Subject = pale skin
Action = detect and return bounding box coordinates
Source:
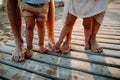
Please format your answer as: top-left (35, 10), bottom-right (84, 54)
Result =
top-left (54, 13), bottom-right (103, 54)
top-left (7, 0), bottom-right (55, 62)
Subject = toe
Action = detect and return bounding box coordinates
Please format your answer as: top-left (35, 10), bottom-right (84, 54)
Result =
top-left (12, 55), bottom-right (25, 62)
top-left (15, 56), bottom-right (19, 62)
top-left (48, 42), bottom-right (55, 49)
top-left (12, 56), bottom-right (18, 62)
top-left (25, 50), bottom-right (33, 59)
top-left (40, 48), bottom-right (48, 54)
top-left (17, 56), bottom-right (25, 62)
top-left (61, 49), bottom-right (70, 54)
top-left (53, 48), bottom-right (61, 53)
top-left (43, 49), bottom-right (48, 53)
top-left (98, 48), bottom-right (103, 53)
top-left (62, 51), bottom-right (69, 54)
top-left (92, 49), bottom-right (99, 53)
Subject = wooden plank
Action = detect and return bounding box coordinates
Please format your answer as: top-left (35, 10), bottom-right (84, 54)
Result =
top-left (31, 31), bottom-right (120, 45)
top-left (0, 63), bottom-right (51, 80)
top-left (0, 37), bottom-right (119, 79)
top-left (5, 40), bottom-right (120, 59)
top-left (0, 1), bottom-right (120, 80)
top-left (4, 40), bottom-right (120, 67)
top-left (0, 45), bottom-right (119, 79)
top-left (1, 40), bottom-right (120, 79)
top-left (53, 31), bottom-right (120, 40)
top-left (49, 30), bottom-right (120, 38)
top-left (54, 25), bottom-right (120, 31)
top-left (26, 36), bottom-right (120, 51)
top-left (3, 41), bottom-right (119, 68)
top-left (0, 52), bottom-right (62, 80)
top-left (0, 43), bottom-right (61, 80)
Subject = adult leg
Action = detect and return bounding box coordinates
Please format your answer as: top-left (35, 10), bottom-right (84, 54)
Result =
top-left (46, 0), bottom-right (55, 48)
top-left (36, 21), bottom-right (48, 53)
top-left (83, 17), bottom-right (93, 50)
top-left (7, 0), bottom-right (25, 62)
top-left (24, 16), bottom-right (35, 58)
top-left (54, 13), bottom-right (77, 51)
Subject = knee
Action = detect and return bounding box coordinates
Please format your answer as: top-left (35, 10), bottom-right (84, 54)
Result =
top-left (83, 17), bottom-right (92, 28)
top-left (65, 22), bottom-right (72, 28)
top-left (26, 23), bottom-right (35, 31)
top-left (64, 19), bottom-right (75, 28)
top-left (64, 13), bottom-right (77, 28)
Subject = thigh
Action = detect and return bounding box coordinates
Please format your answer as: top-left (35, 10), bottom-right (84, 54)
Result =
top-left (94, 11), bottom-right (105, 24)
top-left (83, 16), bottom-right (93, 25)
top-left (64, 13), bottom-right (77, 26)
top-left (36, 3), bottom-right (49, 22)
top-left (24, 16), bottom-right (35, 28)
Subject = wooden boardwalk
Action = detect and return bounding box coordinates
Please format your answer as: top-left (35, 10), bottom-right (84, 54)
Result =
top-left (0, 1), bottom-right (120, 80)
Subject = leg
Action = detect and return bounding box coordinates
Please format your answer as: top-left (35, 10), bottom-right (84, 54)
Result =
top-left (7, 0), bottom-right (25, 62)
top-left (90, 17), bottom-right (103, 53)
top-left (54, 13), bottom-right (77, 52)
top-left (46, 0), bottom-right (55, 48)
top-left (61, 31), bottom-right (72, 54)
top-left (24, 16), bottom-right (35, 58)
top-left (83, 17), bottom-right (93, 50)
top-left (36, 21), bottom-right (48, 53)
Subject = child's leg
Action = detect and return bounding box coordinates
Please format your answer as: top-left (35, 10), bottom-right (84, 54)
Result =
top-left (54, 13), bottom-right (77, 51)
top-left (46, 0), bottom-right (55, 48)
top-left (90, 17), bottom-right (103, 53)
top-left (24, 16), bottom-right (35, 58)
top-left (83, 17), bottom-right (93, 50)
top-left (36, 20), bottom-right (48, 53)
top-left (61, 31), bottom-right (72, 54)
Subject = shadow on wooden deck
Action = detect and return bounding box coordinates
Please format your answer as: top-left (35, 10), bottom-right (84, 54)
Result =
top-left (0, 1), bottom-right (120, 80)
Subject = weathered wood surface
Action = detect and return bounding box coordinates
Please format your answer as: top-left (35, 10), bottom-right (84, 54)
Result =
top-left (0, 0), bottom-right (120, 80)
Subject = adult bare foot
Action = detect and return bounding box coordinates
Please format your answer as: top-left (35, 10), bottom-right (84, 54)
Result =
top-left (24, 49), bottom-right (33, 59)
top-left (85, 40), bottom-right (91, 50)
top-left (61, 40), bottom-right (71, 54)
top-left (39, 46), bottom-right (48, 54)
top-left (12, 46), bottom-right (25, 62)
top-left (90, 40), bottom-right (103, 53)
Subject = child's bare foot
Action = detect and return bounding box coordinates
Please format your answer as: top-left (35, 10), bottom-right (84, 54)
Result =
top-left (90, 40), bottom-right (103, 53)
top-left (12, 46), bottom-right (25, 62)
top-left (85, 41), bottom-right (91, 50)
top-left (39, 46), bottom-right (48, 53)
top-left (53, 42), bottom-right (61, 52)
top-left (61, 40), bottom-right (71, 54)
top-left (24, 49), bottom-right (33, 59)
top-left (48, 40), bottom-right (55, 49)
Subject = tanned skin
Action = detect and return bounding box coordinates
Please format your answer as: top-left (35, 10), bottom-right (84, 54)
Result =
top-left (7, 0), bottom-right (55, 62)
top-left (54, 13), bottom-right (103, 54)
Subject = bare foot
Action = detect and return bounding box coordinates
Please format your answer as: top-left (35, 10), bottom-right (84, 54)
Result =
top-left (85, 41), bottom-right (91, 50)
top-left (53, 42), bottom-right (61, 52)
top-left (61, 40), bottom-right (71, 54)
top-left (39, 46), bottom-right (48, 53)
top-left (48, 40), bottom-right (55, 49)
top-left (24, 49), bottom-right (33, 59)
top-left (90, 40), bottom-right (103, 53)
top-left (12, 46), bottom-right (25, 62)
